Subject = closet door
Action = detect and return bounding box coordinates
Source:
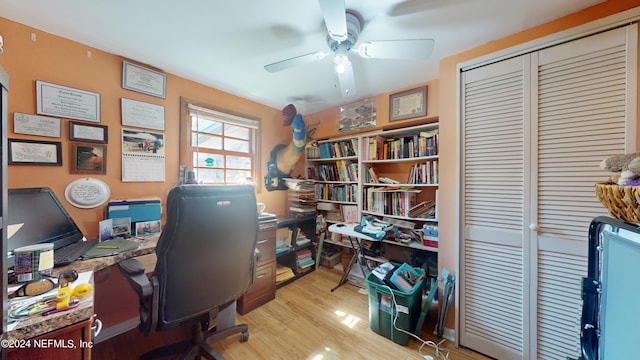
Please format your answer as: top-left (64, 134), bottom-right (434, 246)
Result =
top-left (461, 24), bottom-right (636, 360)
top-left (532, 25), bottom-right (635, 360)
top-left (460, 55), bottom-right (530, 360)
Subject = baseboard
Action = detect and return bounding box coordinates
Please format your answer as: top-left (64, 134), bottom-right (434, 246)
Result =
top-left (94, 318), bottom-right (139, 344)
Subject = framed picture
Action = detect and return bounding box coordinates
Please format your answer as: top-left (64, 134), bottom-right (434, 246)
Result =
top-left (69, 121), bottom-right (108, 143)
top-left (70, 142), bottom-right (107, 174)
top-left (13, 112), bottom-right (61, 138)
top-left (36, 80), bottom-right (101, 122)
top-left (338, 97), bottom-right (377, 132)
top-left (122, 61), bottom-right (166, 99)
top-left (121, 98), bottom-right (165, 130)
top-left (389, 86), bottom-right (427, 121)
top-left (8, 138), bottom-right (62, 165)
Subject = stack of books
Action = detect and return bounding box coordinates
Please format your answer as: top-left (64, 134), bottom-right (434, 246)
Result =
top-left (276, 264), bottom-right (295, 284)
top-left (296, 249), bottom-right (315, 273)
top-left (408, 200), bottom-right (436, 219)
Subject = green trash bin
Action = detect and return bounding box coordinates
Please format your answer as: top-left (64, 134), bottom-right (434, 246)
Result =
top-left (366, 265), bottom-right (425, 345)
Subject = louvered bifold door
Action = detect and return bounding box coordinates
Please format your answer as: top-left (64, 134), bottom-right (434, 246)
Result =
top-left (531, 25), bottom-right (635, 360)
top-left (460, 55), bottom-right (530, 360)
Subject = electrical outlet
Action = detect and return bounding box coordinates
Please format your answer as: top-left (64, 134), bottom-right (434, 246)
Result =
top-left (31, 32), bottom-right (36, 42)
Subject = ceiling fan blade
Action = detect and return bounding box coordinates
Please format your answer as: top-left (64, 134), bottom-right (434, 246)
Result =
top-left (318, 0), bottom-right (347, 42)
top-left (264, 51), bottom-right (329, 73)
top-left (337, 62), bottom-right (357, 98)
top-left (357, 39), bottom-right (435, 59)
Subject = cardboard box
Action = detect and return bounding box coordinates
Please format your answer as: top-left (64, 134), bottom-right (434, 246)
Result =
top-left (321, 251), bottom-right (342, 268)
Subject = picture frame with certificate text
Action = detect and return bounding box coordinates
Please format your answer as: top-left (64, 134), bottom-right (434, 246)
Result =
top-left (122, 61), bottom-right (166, 99)
top-left (36, 81), bottom-right (101, 123)
top-left (8, 138), bottom-right (62, 166)
top-left (389, 86), bottom-right (427, 122)
top-left (70, 142), bottom-right (107, 175)
top-left (69, 121), bottom-right (108, 144)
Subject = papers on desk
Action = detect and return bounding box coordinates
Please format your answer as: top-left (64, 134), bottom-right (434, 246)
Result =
top-left (7, 271), bottom-right (93, 331)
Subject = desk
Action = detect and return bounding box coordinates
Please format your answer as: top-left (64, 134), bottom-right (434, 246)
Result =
top-left (5, 234), bottom-right (159, 359)
top-left (325, 223), bottom-right (378, 292)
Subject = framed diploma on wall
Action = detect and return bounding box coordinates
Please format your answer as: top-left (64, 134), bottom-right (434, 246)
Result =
top-left (389, 86), bottom-right (427, 121)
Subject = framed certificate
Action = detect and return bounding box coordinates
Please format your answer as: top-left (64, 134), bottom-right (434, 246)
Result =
top-left (122, 61), bottom-right (166, 99)
top-left (69, 121), bottom-right (108, 143)
top-left (8, 138), bottom-right (62, 165)
top-left (389, 86), bottom-right (427, 121)
top-left (35, 81), bottom-right (101, 123)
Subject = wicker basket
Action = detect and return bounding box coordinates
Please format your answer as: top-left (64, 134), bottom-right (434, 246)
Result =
top-left (595, 182), bottom-right (640, 222)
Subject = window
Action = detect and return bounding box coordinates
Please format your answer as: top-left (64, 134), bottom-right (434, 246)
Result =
top-left (181, 99), bottom-right (260, 186)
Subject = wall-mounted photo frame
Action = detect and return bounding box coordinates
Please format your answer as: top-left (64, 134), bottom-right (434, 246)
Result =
top-left (122, 61), bottom-right (166, 99)
top-left (69, 121), bottom-right (108, 144)
top-left (121, 98), bottom-right (165, 130)
top-left (389, 86), bottom-right (427, 121)
top-left (70, 142), bottom-right (107, 175)
top-left (8, 138), bottom-right (62, 165)
top-left (338, 97), bottom-right (377, 132)
top-left (13, 112), bottom-right (61, 138)
top-left (36, 80), bottom-right (101, 123)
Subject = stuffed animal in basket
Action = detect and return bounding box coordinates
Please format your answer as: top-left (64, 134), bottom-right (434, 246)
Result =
top-left (600, 152), bottom-right (640, 185)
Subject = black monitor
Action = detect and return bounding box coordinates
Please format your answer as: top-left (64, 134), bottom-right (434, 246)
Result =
top-left (6, 187), bottom-right (84, 268)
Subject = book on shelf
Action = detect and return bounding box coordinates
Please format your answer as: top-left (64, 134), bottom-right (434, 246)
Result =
top-left (378, 176), bottom-right (400, 184)
top-left (408, 200), bottom-right (434, 218)
top-left (367, 167), bottom-right (380, 183)
top-left (340, 204), bottom-right (359, 223)
top-left (276, 264), bottom-right (296, 283)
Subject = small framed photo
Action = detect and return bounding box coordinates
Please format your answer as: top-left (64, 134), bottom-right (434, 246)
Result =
top-left (8, 138), bottom-right (62, 165)
top-left (389, 86), bottom-right (427, 121)
top-left (135, 220), bottom-right (161, 236)
top-left (111, 217), bottom-right (132, 237)
top-left (70, 142), bottom-right (107, 175)
top-left (99, 219), bottom-right (114, 242)
top-left (70, 121), bottom-right (108, 143)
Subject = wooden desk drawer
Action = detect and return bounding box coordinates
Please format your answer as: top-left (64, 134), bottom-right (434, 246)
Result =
top-left (237, 261), bottom-right (276, 315)
top-left (256, 228), bottom-right (276, 266)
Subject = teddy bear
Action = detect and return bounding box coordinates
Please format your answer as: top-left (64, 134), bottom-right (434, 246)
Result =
top-left (600, 152), bottom-right (640, 185)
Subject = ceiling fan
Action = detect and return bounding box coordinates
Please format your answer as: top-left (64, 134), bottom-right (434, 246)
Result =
top-left (264, 0), bottom-right (435, 98)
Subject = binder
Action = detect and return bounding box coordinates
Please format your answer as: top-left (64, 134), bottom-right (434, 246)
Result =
top-left (106, 199), bottom-right (161, 223)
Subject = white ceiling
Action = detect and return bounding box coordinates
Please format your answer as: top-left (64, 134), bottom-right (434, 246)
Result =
top-left (0, 0), bottom-right (605, 115)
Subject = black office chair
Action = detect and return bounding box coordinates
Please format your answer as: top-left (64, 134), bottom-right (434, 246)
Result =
top-left (119, 184), bottom-right (259, 360)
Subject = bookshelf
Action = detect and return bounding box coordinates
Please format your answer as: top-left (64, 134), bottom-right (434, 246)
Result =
top-left (275, 213), bottom-right (317, 288)
top-left (306, 136), bottom-right (360, 243)
top-left (309, 123), bottom-right (440, 272)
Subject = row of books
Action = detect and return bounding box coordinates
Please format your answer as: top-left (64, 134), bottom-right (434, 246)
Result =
top-left (296, 249), bottom-right (315, 273)
top-left (363, 188), bottom-right (420, 217)
top-left (307, 139), bottom-right (358, 159)
top-left (362, 130), bottom-right (439, 160)
top-left (316, 183), bottom-right (358, 203)
top-left (407, 160), bottom-right (439, 185)
top-left (311, 160), bottom-right (358, 182)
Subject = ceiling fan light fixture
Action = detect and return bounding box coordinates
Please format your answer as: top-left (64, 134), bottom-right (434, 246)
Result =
top-left (333, 54), bottom-right (350, 74)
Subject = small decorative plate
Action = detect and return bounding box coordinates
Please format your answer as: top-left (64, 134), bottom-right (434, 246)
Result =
top-left (64, 178), bottom-right (111, 208)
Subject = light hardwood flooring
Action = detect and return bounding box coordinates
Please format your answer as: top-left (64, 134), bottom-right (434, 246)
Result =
top-left (95, 267), bottom-right (492, 359)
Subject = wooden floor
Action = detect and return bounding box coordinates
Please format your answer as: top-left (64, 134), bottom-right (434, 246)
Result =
top-left (94, 267), bottom-right (493, 359)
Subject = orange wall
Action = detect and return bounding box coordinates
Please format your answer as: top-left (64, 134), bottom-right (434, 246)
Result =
top-left (437, 1), bottom-right (640, 330)
top-left (0, 17), bottom-right (293, 238)
top-left (308, 80), bottom-right (439, 140)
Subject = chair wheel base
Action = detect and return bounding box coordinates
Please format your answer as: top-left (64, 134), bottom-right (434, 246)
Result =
top-left (240, 330), bottom-right (249, 342)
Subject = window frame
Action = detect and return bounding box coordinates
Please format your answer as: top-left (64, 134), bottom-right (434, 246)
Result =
top-left (180, 97), bottom-right (261, 190)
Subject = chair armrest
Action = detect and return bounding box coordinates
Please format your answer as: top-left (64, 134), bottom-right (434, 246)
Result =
top-left (118, 258), bottom-right (152, 298)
